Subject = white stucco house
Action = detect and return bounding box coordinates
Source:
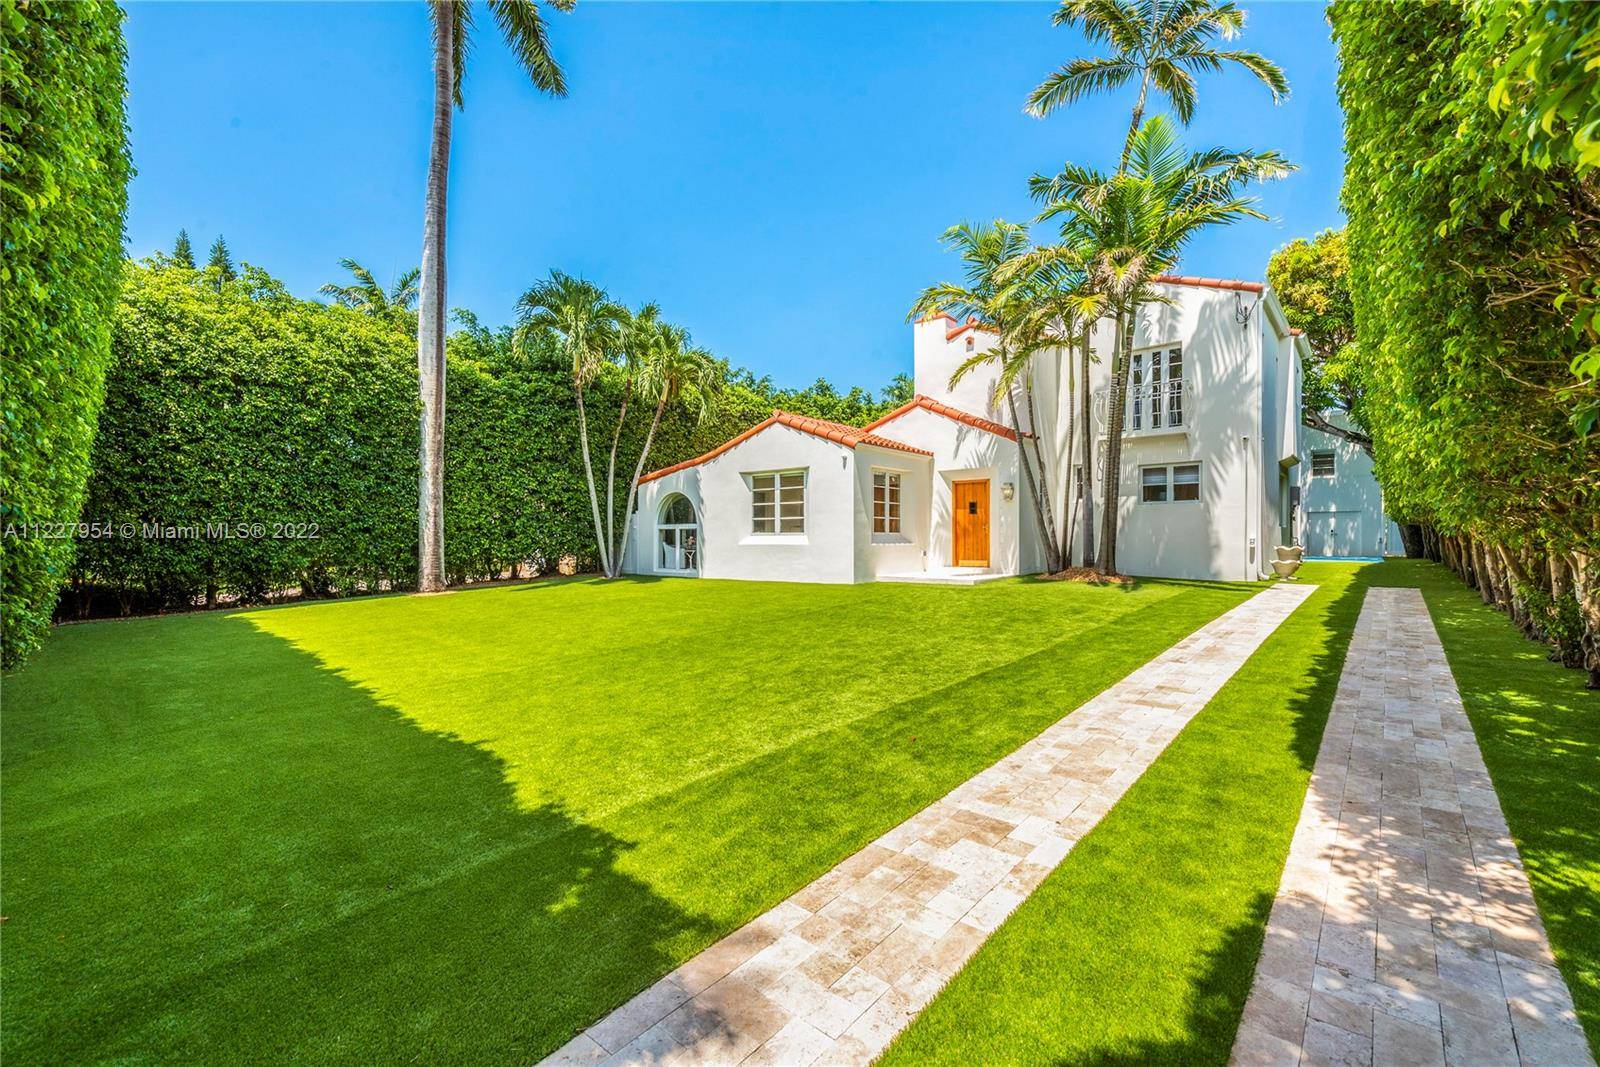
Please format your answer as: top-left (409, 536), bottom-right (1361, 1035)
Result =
top-left (1297, 412), bottom-right (1403, 558)
top-left (624, 274), bottom-right (1390, 584)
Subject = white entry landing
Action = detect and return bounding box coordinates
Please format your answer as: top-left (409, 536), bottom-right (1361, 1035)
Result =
top-left (874, 567), bottom-right (1008, 586)
top-left (545, 581), bottom-right (1316, 1066)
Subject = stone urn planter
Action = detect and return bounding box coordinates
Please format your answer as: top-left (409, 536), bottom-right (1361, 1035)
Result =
top-left (1271, 545), bottom-right (1303, 580)
top-left (1275, 545), bottom-right (1304, 563)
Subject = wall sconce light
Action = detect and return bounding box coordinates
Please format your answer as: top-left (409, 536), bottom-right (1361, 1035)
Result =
top-left (1001, 482), bottom-right (1015, 501)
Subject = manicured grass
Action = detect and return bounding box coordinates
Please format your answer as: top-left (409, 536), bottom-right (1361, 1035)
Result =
top-left (1368, 560), bottom-right (1599, 1056)
top-left (883, 561), bottom-right (1372, 1065)
top-left (1, 573), bottom-right (1253, 1062)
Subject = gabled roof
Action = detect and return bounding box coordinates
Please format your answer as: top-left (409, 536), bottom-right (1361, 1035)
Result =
top-left (638, 410), bottom-right (932, 485)
top-left (1151, 274), bottom-right (1265, 294)
top-left (864, 394), bottom-right (1027, 442)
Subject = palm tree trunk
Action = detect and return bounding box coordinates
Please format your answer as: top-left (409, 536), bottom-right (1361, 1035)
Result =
top-left (1117, 7), bottom-right (1158, 170)
top-left (415, 1), bottom-right (453, 593)
top-left (1059, 338), bottom-right (1079, 565)
top-left (616, 394), bottom-right (670, 578)
top-left (1098, 306), bottom-right (1133, 575)
top-left (1079, 330), bottom-right (1095, 567)
top-left (1006, 390), bottom-right (1059, 573)
top-left (603, 379), bottom-right (631, 577)
top-left (1120, 74), bottom-right (1151, 170)
top-left (574, 383), bottom-right (611, 576)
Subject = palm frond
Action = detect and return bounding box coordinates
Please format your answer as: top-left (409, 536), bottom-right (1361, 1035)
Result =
top-left (1210, 49), bottom-right (1289, 102)
top-left (1025, 56), bottom-right (1136, 118)
top-left (1148, 57), bottom-right (1198, 123)
top-left (486, 0), bottom-right (568, 97)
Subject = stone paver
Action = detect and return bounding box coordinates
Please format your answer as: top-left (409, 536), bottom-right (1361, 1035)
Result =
top-left (1229, 587), bottom-right (1594, 1067)
top-left (544, 582), bottom-right (1317, 1067)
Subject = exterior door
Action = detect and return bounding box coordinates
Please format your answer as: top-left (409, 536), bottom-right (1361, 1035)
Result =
top-left (951, 479), bottom-right (990, 567)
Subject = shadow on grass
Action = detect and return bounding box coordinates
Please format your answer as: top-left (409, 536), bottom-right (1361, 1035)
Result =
top-left (0, 613), bottom-right (717, 1063)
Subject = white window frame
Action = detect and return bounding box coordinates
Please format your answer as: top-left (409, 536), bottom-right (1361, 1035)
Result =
top-left (656, 494), bottom-right (699, 573)
top-left (749, 468), bottom-right (807, 536)
top-left (1310, 450), bottom-right (1336, 477)
top-left (871, 468), bottom-right (907, 541)
top-left (1129, 344), bottom-right (1185, 430)
top-left (1139, 462), bottom-right (1202, 504)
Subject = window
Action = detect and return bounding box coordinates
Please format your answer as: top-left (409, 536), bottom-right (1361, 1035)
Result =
top-left (1130, 346), bottom-right (1184, 430)
top-left (1141, 463), bottom-right (1202, 503)
top-left (657, 494), bottom-right (698, 572)
top-left (751, 470), bottom-right (805, 534)
top-left (1311, 450), bottom-right (1335, 477)
top-left (1172, 462), bottom-right (1200, 501)
top-left (1141, 466), bottom-right (1168, 503)
top-left (872, 471), bottom-right (902, 534)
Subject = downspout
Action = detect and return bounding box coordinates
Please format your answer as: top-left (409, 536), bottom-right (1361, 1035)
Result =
top-left (1242, 434), bottom-right (1252, 580)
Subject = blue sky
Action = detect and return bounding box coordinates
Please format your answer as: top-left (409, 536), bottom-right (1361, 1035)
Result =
top-left (123, 1), bottom-right (1343, 390)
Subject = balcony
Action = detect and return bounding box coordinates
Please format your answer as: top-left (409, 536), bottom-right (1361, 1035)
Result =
top-left (1096, 380), bottom-right (1190, 438)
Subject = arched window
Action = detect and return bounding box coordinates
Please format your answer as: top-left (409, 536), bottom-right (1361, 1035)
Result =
top-left (657, 493), bottom-right (699, 574)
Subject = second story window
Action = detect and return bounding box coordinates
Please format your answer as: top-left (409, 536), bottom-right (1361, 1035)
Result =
top-left (1311, 450), bottom-right (1336, 477)
top-left (1130, 346), bottom-right (1184, 430)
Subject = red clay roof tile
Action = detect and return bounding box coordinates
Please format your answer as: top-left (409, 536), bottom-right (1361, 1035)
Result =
top-left (638, 410), bottom-right (932, 484)
top-left (1151, 274), bottom-right (1265, 294)
top-left (863, 394), bottom-right (1026, 442)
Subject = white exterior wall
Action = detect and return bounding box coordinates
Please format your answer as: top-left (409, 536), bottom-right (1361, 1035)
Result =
top-left (1299, 414), bottom-right (1403, 558)
top-left (626, 427), bottom-right (941, 584)
top-left (912, 318), bottom-right (1068, 559)
top-left (865, 406), bottom-right (1035, 576)
top-left (1074, 285), bottom-right (1265, 580)
top-left (628, 425), bottom-right (859, 583)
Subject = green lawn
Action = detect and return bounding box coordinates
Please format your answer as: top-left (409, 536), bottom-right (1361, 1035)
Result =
top-left (1, 573), bottom-right (1254, 1062)
top-left (884, 559), bottom-right (1600, 1064)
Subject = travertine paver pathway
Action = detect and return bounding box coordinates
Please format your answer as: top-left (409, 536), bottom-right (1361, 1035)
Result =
top-left (1230, 587), bottom-right (1594, 1067)
top-left (546, 581), bottom-right (1316, 1067)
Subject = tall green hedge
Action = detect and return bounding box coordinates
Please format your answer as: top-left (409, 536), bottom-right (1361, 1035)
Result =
top-left (0, 0), bottom-right (131, 667)
top-left (66, 263), bottom-right (828, 615)
top-left (1330, 0), bottom-right (1600, 676)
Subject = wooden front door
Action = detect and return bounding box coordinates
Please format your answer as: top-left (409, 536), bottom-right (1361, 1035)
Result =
top-left (951, 479), bottom-right (990, 567)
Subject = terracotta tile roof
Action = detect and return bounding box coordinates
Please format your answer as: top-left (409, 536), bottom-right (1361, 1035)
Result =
top-left (946, 316), bottom-right (999, 342)
top-left (638, 410), bottom-right (932, 484)
top-left (915, 311), bottom-right (956, 325)
top-left (864, 394), bottom-right (1027, 442)
top-left (1290, 327), bottom-right (1305, 336)
top-left (1151, 274), bottom-right (1265, 294)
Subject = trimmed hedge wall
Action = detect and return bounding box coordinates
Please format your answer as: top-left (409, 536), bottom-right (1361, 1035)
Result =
top-left (0, 0), bottom-right (131, 666)
top-left (65, 263), bottom-right (818, 615)
top-left (1330, 0), bottom-right (1600, 676)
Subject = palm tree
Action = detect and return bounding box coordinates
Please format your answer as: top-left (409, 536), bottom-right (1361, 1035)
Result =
top-left (1032, 116), bottom-right (1291, 573)
top-left (882, 372), bottom-right (915, 408)
top-left (612, 323), bottom-right (721, 577)
top-left (320, 258), bottom-right (420, 328)
top-left (601, 303), bottom-right (660, 568)
top-left (1027, 0), bottom-right (1288, 167)
top-left (910, 221), bottom-right (1073, 573)
top-left (515, 271), bottom-right (625, 575)
top-left (416, 0), bottom-right (572, 593)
